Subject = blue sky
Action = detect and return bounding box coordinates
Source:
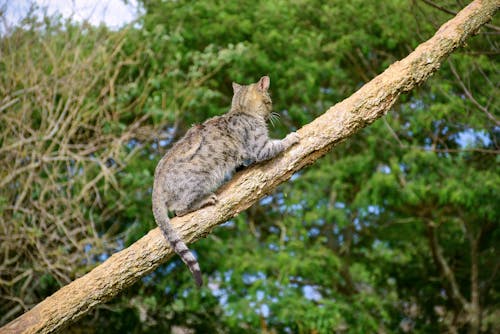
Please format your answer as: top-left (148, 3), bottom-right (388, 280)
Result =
top-left (3, 0), bottom-right (140, 29)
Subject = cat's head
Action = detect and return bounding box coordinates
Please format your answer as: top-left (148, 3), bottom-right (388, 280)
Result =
top-left (231, 76), bottom-right (272, 118)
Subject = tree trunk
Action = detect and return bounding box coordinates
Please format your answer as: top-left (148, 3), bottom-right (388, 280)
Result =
top-left (1, 0), bottom-right (498, 333)
top-left (467, 227), bottom-right (481, 334)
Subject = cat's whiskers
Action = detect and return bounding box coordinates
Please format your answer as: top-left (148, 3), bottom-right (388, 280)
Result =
top-left (268, 111), bottom-right (281, 128)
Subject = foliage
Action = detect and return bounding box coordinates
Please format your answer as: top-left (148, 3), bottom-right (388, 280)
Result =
top-left (0, 3), bottom-right (243, 326)
top-left (1, 0), bottom-right (498, 333)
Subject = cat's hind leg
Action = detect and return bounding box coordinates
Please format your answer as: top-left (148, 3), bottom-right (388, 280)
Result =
top-left (175, 193), bottom-right (218, 217)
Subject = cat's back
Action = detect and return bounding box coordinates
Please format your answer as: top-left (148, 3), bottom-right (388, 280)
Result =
top-left (158, 114), bottom-right (243, 170)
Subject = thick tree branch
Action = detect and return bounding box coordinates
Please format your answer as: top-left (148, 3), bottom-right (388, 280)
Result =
top-left (2, 1), bottom-right (498, 333)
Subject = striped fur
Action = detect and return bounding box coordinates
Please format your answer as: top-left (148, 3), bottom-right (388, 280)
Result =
top-left (152, 184), bottom-right (202, 286)
top-left (152, 76), bottom-right (299, 286)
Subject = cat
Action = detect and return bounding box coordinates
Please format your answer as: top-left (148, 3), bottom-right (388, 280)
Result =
top-left (152, 76), bottom-right (300, 286)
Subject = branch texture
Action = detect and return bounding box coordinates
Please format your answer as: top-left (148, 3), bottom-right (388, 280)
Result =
top-left (2, 0), bottom-right (498, 333)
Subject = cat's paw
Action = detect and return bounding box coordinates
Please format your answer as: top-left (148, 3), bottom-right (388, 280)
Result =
top-left (284, 132), bottom-right (300, 147)
top-left (206, 193), bottom-right (218, 206)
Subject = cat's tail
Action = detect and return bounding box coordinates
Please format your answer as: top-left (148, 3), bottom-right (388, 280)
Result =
top-left (152, 184), bottom-right (203, 287)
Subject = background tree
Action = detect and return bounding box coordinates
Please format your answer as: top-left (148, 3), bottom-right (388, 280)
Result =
top-left (0, 1), bottom-right (498, 333)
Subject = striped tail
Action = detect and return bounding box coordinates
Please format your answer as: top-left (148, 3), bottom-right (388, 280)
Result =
top-left (152, 187), bottom-right (203, 287)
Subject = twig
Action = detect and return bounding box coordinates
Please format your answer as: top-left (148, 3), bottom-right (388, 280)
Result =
top-left (447, 60), bottom-right (499, 125)
top-left (420, 0), bottom-right (500, 31)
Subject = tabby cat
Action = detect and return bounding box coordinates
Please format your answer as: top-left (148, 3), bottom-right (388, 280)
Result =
top-left (152, 76), bottom-right (300, 286)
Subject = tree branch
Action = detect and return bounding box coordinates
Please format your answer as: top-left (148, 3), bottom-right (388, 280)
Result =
top-left (447, 59), bottom-right (500, 125)
top-left (426, 221), bottom-right (468, 308)
top-left (420, 0), bottom-right (500, 31)
top-left (2, 1), bottom-right (498, 333)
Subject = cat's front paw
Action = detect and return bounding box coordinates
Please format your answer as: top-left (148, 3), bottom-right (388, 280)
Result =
top-left (284, 132), bottom-right (300, 147)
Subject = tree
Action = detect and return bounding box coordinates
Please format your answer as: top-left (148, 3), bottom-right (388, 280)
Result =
top-left (1, 1), bottom-right (498, 333)
top-left (0, 3), bottom-right (244, 329)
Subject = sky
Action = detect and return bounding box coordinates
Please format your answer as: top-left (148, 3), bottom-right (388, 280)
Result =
top-left (2, 0), bottom-right (140, 29)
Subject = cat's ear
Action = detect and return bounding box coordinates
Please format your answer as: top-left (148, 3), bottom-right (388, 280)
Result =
top-left (257, 76), bottom-right (270, 92)
top-left (232, 82), bottom-right (242, 94)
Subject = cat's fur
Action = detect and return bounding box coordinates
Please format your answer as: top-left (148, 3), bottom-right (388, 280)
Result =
top-left (152, 76), bottom-right (300, 286)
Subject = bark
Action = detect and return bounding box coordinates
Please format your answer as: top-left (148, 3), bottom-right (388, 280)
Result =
top-left (1, 0), bottom-right (498, 333)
